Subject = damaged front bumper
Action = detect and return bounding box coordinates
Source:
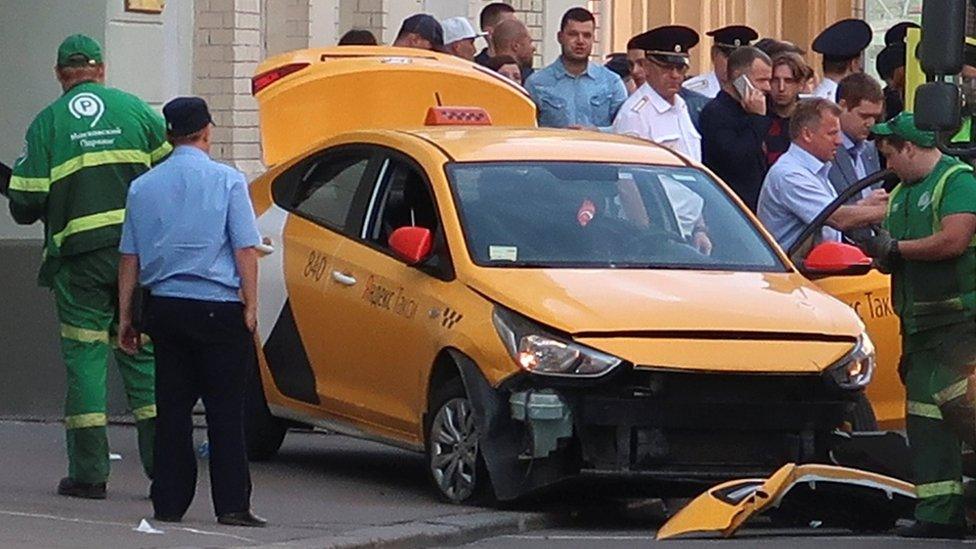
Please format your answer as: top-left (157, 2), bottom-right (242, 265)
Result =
top-left (456, 354), bottom-right (871, 501)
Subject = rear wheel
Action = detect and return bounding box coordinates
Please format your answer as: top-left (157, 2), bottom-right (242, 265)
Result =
top-left (425, 377), bottom-right (492, 504)
top-left (244, 362), bottom-right (288, 461)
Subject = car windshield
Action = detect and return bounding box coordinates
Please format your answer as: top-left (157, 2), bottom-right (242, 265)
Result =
top-left (447, 162), bottom-right (786, 271)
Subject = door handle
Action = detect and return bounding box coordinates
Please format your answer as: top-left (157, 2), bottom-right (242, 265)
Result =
top-left (331, 271), bottom-right (357, 286)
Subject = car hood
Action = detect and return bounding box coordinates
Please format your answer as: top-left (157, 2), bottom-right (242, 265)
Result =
top-left (466, 269), bottom-right (861, 336)
top-left (465, 269), bottom-right (863, 373)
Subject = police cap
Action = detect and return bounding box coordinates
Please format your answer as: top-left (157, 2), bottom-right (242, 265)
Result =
top-left (812, 18), bottom-right (872, 60)
top-left (604, 53), bottom-right (631, 80)
top-left (163, 97), bottom-right (214, 138)
top-left (629, 25), bottom-right (699, 66)
top-left (706, 25), bottom-right (758, 52)
top-left (876, 42), bottom-right (906, 80)
top-left (884, 21), bottom-right (920, 46)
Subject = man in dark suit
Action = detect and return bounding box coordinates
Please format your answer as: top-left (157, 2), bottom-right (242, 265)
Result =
top-left (829, 73), bottom-right (885, 203)
top-left (699, 46), bottom-right (773, 212)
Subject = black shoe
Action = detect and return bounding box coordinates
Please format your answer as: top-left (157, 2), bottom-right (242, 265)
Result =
top-left (152, 513), bottom-right (182, 523)
top-left (57, 477), bottom-right (106, 499)
top-left (217, 510), bottom-right (267, 527)
top-left (895, 520), bottom-right (967, 539)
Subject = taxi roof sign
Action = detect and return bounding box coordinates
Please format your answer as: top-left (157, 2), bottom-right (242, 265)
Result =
top-left (425, 107), bottom-right (492, 126)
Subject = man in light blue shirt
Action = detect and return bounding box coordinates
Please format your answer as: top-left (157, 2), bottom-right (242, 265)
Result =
top-left (118, 139), bottom-right (260, 302)
top-left (117, 97), bottom-right (266, 528)
top-left (758, 98), bottom-right (884, 249)
top-left (524, 7), bottom-right (627, 130)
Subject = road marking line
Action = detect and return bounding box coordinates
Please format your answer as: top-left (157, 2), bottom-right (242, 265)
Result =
top-left (0, 510), bottom-right (256, 543)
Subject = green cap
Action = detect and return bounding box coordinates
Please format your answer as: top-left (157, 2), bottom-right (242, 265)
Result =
top-left (57, 34), bottom-right (103, 67)
top-left (871, 111), bottom-right (936, 148)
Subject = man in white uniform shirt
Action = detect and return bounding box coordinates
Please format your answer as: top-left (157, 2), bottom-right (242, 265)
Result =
top-left (758, 98), bottom-right (885, 249)
top-left (613, 25), bottom-right (701, 161)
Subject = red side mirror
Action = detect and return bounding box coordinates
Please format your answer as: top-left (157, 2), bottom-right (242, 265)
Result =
top-left (389, 227), bottom-right (433, 265)
top-left (803, 242), bottom-right (872, 276)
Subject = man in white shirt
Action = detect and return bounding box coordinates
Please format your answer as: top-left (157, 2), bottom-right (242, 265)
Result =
top-left (758, 98), bottom-right (885, 249)
top-left (810, 19), bottom-right (872, 101)
top-left (683, 25), bottom-right (758, 99)
top-left (613, 25), bottom-right (701, 161)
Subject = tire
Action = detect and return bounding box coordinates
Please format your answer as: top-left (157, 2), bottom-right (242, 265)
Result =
top-left (849, 393), bottom-right (878, 432)
top-left (244, 361), bottom-right (288, 461)
top-left (425, 377), bottom-right (492, 504)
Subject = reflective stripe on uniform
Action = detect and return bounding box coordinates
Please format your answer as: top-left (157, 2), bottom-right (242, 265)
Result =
top-left (60, 323), bottom-right (109, 344)
top-left (907, 400), bottom-right (944, 420)
top-left (132, 404), bottom-right (156, 421)
top-left (51, 208), bottom-right (125, 248)
top-left (916, 480), bottom-right (965, 498)
top-left (930, 163), bottom-right (976, 247)
top-left (50, 149), bottom-right (151, 184)
top-left (934, 378), bottom-right (969, 405)
top-left (150, 142), bottom-right (173, 164)
top-left (9, 175), bottom-right (51, 193)
top-left (65, 412), bottom-right (107, 429)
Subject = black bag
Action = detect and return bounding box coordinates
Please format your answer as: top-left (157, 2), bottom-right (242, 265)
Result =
top-left (130, 287), bottom-right (152, 331)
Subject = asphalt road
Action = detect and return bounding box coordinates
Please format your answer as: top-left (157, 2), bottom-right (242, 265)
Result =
top-left (456, 527), bottom-right (973, 548)
top-left (1, 420), bottom-right (973, 548)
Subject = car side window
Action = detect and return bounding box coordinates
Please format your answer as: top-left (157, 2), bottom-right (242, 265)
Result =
top-left (367, 159), bottom-right (440, 249)
top-left (292, 152), bottom-right (373, 235)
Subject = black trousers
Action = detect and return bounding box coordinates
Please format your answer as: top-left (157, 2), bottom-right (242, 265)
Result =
top-left (146, 296), bottom-right (253, 517)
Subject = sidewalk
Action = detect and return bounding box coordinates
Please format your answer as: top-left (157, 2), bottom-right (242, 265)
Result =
top-left (0, 420), bottom-right (555, 548)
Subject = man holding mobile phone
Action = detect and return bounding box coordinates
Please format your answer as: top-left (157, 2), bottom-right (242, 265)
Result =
top-left (699, 46), bottom-right (773, 212)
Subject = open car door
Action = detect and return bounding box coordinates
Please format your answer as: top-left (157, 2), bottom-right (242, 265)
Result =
top-left (787, 170), bottom-right (905, 429)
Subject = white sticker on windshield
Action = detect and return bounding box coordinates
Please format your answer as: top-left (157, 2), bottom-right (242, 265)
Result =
top-left (489, 245), bottom-right (518, 262)
top-left (670, 174), bottom-right (697, 181)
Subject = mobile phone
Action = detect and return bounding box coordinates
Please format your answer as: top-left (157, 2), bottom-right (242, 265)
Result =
top-left (733, 74), bottom-right (755, 98)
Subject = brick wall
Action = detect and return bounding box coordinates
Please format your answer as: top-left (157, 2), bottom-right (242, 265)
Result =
top-left (264, 0), bottom-right (311, 57)
top-left (340, 0), bottom-right (387, 42)
top-left (194, 0), bottom-right (265, 178)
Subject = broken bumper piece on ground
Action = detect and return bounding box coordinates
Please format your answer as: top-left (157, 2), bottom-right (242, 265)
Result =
top-left (656, 463), bottom-right (916, 540)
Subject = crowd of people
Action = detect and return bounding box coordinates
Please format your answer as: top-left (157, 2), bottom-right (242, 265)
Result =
top-left (337, 6), bottom-right (926, 253)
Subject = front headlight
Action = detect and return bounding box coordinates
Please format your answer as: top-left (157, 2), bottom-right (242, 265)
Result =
top-left (828, 333), bottom-right (876, 390)
top-left (492, 306), bottom-right (622, 378)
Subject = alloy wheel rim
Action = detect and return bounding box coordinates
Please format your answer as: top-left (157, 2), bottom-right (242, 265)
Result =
top-left (429, 397), bottom-right (478, 502)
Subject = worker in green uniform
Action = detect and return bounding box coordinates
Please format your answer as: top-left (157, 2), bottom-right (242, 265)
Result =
top-left (5, 35), bottom-right (170, 499)
top-left (858, 112), bottom-right (975, 540)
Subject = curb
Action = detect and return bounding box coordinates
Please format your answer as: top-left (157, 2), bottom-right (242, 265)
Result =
top-left (236, 511), bottom-right (559, 549)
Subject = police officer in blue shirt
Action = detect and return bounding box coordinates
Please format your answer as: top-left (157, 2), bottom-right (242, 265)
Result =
top-left (117, 97), bottom-right (266, 528)
top-left (524, 7), bottom-right (627, 130)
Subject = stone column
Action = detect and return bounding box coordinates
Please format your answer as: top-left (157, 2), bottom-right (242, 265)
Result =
top-left (193, 0), bottom-right (265, 179)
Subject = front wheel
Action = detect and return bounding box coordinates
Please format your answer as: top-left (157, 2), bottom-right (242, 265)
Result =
top-left (849, 393), bottom-right (878, 431)
top-left (425, 378), bottom-right (492, 504)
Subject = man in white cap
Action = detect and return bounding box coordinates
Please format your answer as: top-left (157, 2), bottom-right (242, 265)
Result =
top-left (441, 17), bottom-right (483, 61)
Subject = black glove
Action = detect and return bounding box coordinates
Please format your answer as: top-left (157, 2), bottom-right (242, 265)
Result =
top-left (0, 162), bottom-right (10, 198)
top-left (855, 229), bottom-right (900, 274)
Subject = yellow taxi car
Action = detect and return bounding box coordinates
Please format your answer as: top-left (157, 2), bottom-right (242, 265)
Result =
top-left (244, 47), bottom-right (894, 504)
